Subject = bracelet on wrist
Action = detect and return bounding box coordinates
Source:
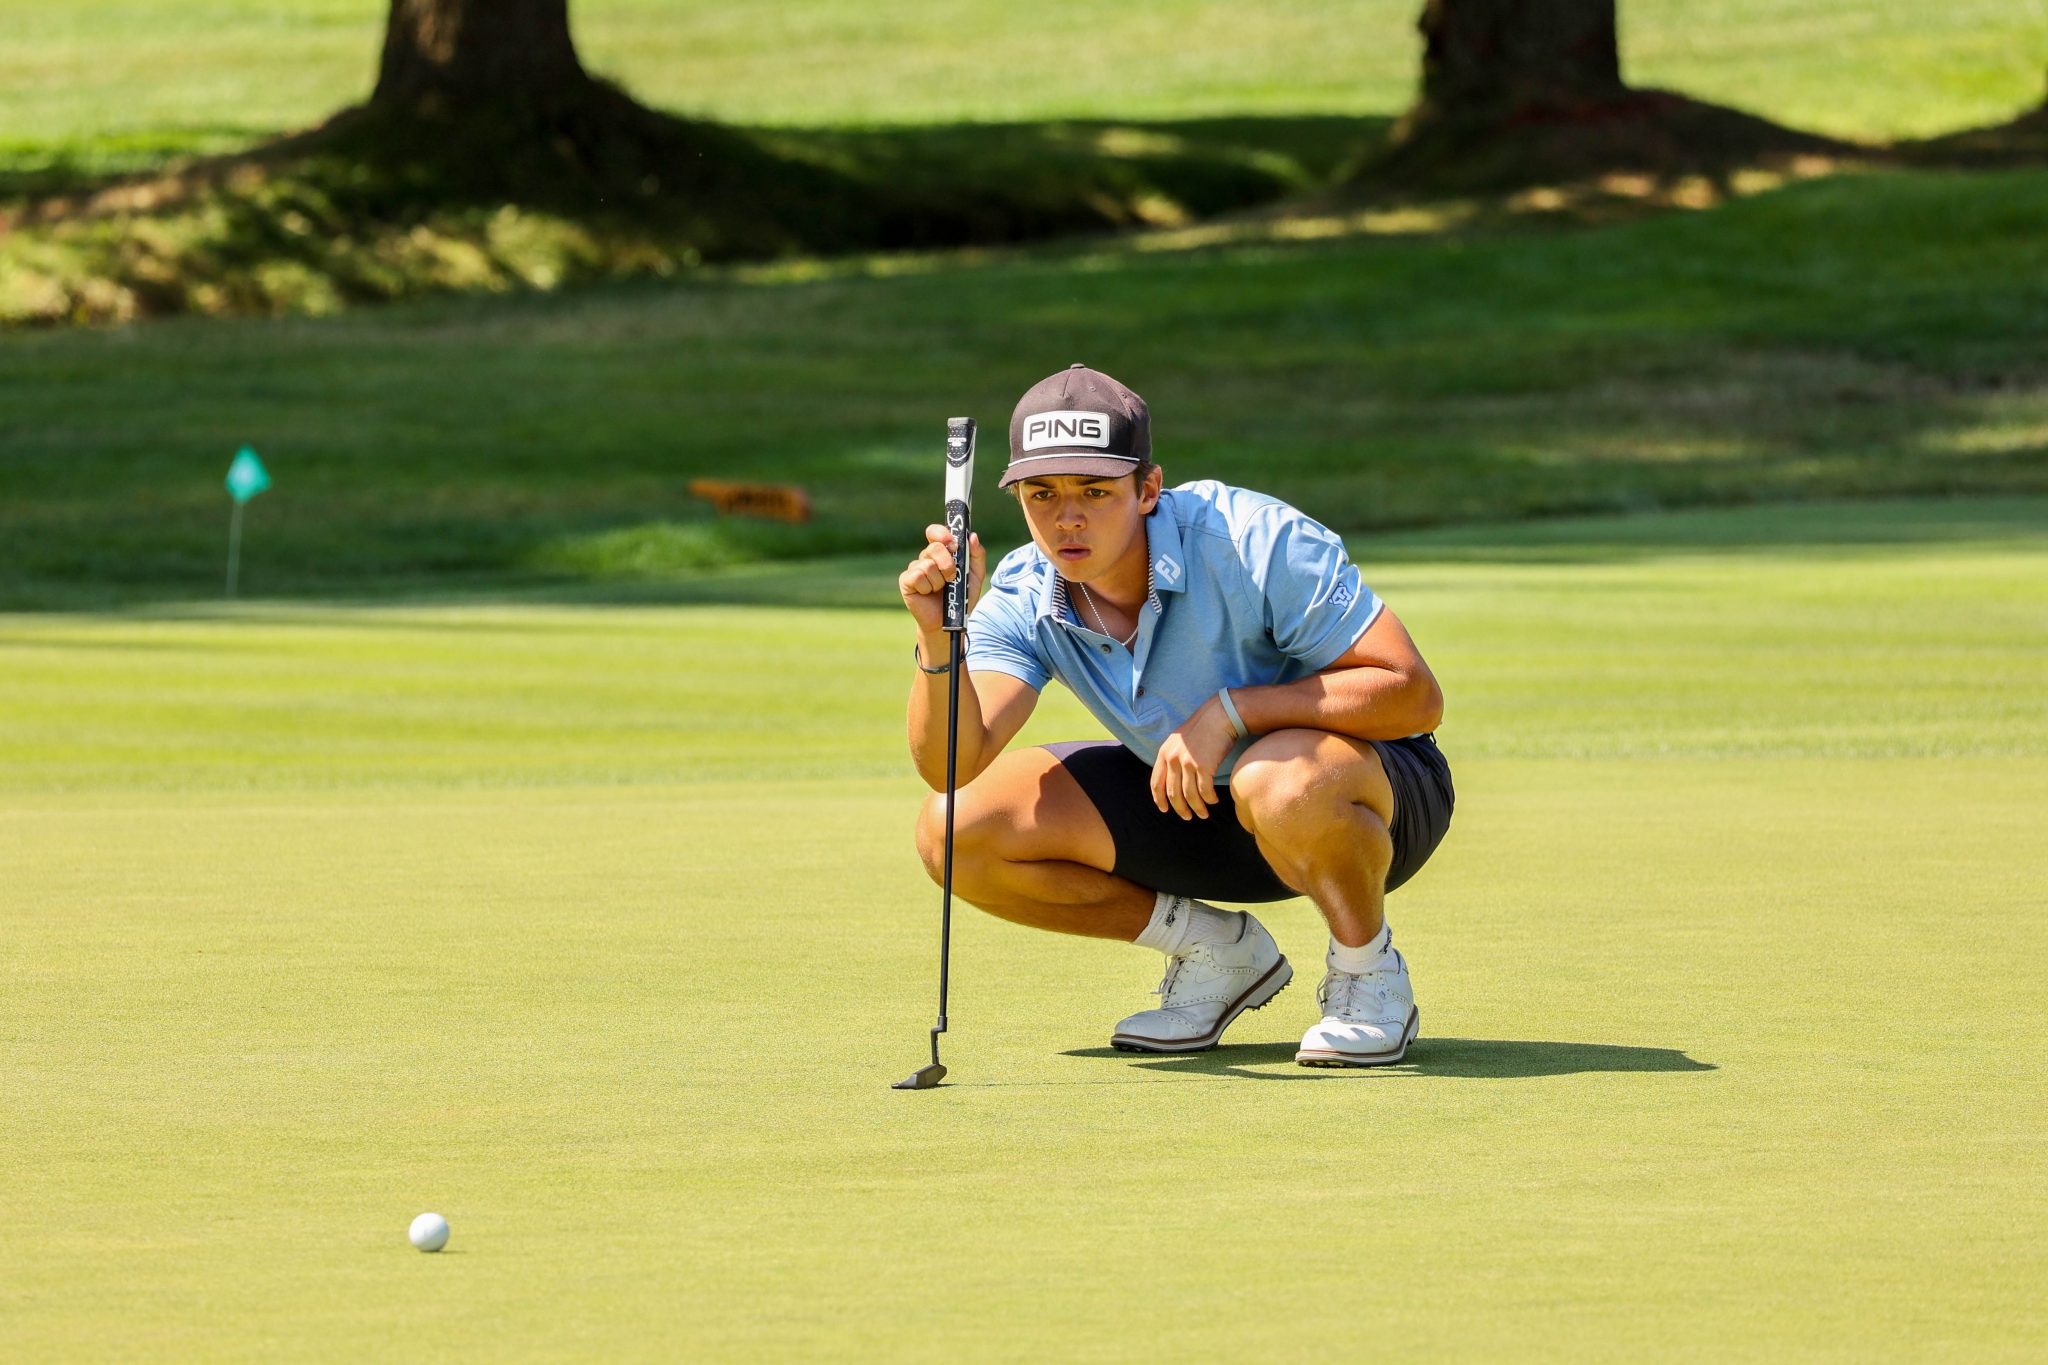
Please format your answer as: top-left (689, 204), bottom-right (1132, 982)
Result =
top-left (1217, 686), bottom-right (1249, 739)
top-left (914, 638), bottom-right (959, 675)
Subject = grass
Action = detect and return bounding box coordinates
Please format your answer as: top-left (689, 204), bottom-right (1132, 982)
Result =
top-left (1, 2), bottom-right (2041, 324)
top-left (1, 0), bottom-right (2039, 161)
top-left (5, 12), bottom-right (2042, 1350)
top-left (5, 164), bottom-right (2046, 607)
top-left (1622, 0), bottom-right (2045, 141)
top-left (0, 113), bottom-right (1375, 325)
top-left (2, 498), bottom-right (2043, 1357)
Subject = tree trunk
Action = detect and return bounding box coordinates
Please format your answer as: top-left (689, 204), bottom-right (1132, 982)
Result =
top-left (1359, 0), bottom-right (1846, 192)
top-left (373, 0), bottom-right (592, 106)
top-left (1401, 0), bottom-right (1624, 138)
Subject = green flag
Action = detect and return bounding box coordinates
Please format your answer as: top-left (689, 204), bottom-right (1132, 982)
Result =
top-left (226, 447), bottom-right (271, 504)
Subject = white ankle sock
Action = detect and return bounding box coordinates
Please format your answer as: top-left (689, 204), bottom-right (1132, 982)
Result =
top-left (1328, 924), bottom-right (1391, 974)
top-left (1134, 893), bottom-right (1242, 957)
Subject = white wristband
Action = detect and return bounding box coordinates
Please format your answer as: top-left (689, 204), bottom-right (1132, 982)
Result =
top-left (1217, 687), bottom-right (1249, 739)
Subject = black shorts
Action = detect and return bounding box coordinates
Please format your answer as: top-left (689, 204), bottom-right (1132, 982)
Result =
top-left (1045, 734), bottom-right (1455, 904)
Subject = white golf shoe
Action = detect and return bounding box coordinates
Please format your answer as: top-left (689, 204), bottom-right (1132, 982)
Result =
top-left (1110, 914), bottom-right (1292, 1053)
top-left (1295, 940), bottom-right (1419, 1067)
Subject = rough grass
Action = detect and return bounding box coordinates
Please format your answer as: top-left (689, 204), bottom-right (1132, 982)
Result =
top-left (2, 499), bottom-right (2043, 1358)
top-left (1, 1), bottom-right (2041, 324)
top-left (4, 165), bottom-right (2046, 608)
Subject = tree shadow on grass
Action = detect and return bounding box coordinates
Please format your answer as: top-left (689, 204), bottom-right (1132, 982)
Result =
top-left (1060, 1037), bottom-right (1714, 1082)
top-left (1, 111), bottom-right (1387, 326)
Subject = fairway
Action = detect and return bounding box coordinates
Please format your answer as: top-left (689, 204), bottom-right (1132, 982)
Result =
top-left (4, 499), bottom-right (2043, 1358)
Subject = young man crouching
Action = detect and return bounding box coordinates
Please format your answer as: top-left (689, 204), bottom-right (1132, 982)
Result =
top-left (900, 365), bottom-right (1453, 1066)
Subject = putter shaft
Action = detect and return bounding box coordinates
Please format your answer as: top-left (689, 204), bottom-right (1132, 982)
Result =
top-left (897, 417), bottom-right (974, 1091)
top-left (896, 608), bottom-right (962, 1091)
top-left (931, 625), bottom-right (961, 1053)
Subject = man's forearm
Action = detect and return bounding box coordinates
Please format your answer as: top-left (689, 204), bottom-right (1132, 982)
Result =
top-left (1229, 665), bottom-right (1442, 742)
top-left (906, 627), bottom-right (987, 789)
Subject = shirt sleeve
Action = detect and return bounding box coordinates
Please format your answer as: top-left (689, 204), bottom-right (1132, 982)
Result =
top-left (963, 554), bottom-right (1051, 690)
top-left (1243, 505), bottom-right (1384, 670)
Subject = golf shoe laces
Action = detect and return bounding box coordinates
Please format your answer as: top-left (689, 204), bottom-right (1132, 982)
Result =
top-left (1318, 958), bottom-right (1395, 1019)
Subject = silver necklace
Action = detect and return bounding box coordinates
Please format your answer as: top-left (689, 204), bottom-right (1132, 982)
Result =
top-left (1074, 562), bottom-right (1151, 648)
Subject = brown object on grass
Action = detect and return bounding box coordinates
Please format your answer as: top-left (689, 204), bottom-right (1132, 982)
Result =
top-left (688, 480), bottom-right (813, 524)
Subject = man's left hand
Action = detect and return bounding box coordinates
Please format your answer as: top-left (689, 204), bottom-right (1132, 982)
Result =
top-left (1151, 696), bottom-right (1239, 821)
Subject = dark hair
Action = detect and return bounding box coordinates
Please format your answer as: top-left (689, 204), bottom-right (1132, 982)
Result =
top-left (1005, 460), bottom-right (1158, 499)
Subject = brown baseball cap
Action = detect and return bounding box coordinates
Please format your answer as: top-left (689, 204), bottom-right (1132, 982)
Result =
top-left (998, 363), bottom-right (1152, 488)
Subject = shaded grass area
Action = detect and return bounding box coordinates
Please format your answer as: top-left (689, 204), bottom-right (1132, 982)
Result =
top-left (3, 2), bottom-right (2042, 325)
top-left (0, 1), bottom-right (1406, 329)
top-left (2, 502), bottom-right (2043, 1357)
top-left (0, 114), bottom-right (1375, 326)
top-left (5, 165), bottom-right (2046, 608)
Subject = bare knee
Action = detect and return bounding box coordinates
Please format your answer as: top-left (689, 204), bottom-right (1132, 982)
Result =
top-left (915, 791), bottom-right (973, 883)
top-left (914, 792), bottom-right (947, 880)
top-left (1233, 752), bottom-right (1391, 875)
top-left (915, 787), bottom-right (1008, 885)
top-left (1231, 754), bottom-right (1342, 839)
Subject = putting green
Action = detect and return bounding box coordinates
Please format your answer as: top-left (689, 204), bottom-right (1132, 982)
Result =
top-left (3, 500), bottom-right (2043, 1358)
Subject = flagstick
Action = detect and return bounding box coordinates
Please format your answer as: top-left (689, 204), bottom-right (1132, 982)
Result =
top-left (226, 502), bottom-right (245, 598)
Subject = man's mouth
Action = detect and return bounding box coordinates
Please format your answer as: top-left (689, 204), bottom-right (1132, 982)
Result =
top-left (1056, 544), bottom-right (1089, 561)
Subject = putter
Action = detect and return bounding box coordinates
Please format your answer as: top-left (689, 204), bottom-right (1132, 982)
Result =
top-left (895, 416), bottom-right (975, 1091)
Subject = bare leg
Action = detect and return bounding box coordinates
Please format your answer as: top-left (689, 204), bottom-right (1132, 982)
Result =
top-left (915, 746), bottom-right (1153, 941)
top-left (1227, 729), bottom-right (1396, 949)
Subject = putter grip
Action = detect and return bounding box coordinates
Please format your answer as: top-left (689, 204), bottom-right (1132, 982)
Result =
top-left (942, 417), bottom-right (975, 632)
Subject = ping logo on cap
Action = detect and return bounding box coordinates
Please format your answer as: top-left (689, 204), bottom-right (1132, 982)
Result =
top-left (1022, 410), bottom-right (1113, 451)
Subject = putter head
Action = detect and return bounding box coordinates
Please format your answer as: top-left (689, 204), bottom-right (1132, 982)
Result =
top-left (891, 1063), bottom-right (948, 1090)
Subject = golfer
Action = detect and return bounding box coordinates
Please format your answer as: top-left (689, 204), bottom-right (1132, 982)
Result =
top-left (901, 365), bottom-right (1453, 1065)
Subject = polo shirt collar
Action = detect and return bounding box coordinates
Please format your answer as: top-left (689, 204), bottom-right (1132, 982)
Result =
top-left (1033, 492), bottom-right (1187, 622)
top-left (1145, 493), bottom-right (1187, 595)
top-left (1036, 550), bottom-right (1063, 620)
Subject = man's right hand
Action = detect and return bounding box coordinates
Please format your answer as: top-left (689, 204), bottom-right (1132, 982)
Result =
top-left (899, 524), bottom-right (985, 636)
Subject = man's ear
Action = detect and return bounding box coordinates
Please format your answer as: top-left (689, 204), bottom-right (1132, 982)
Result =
top-left (1137, 466), bottom-right (1163, 513)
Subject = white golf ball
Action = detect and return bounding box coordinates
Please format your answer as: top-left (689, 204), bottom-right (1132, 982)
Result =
top-left (409, 1212), bottom-right (450, 1253)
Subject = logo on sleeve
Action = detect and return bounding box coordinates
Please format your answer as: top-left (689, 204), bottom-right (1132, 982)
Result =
top-left (1021, 410), bottom-right (1112, 451)
top-left (1329, 581), bottom-right (1355, 609)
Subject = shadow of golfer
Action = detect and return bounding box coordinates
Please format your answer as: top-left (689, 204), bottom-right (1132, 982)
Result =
top-left (1059, 1037), bottom-right (1715, 1081)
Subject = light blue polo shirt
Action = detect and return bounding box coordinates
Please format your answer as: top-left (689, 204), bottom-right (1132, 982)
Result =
top-left (966, 480), bottom-right (1383, 783)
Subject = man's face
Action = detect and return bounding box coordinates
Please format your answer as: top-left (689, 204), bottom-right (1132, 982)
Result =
top-left (1015, 470), bottom-right (1162, 583)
